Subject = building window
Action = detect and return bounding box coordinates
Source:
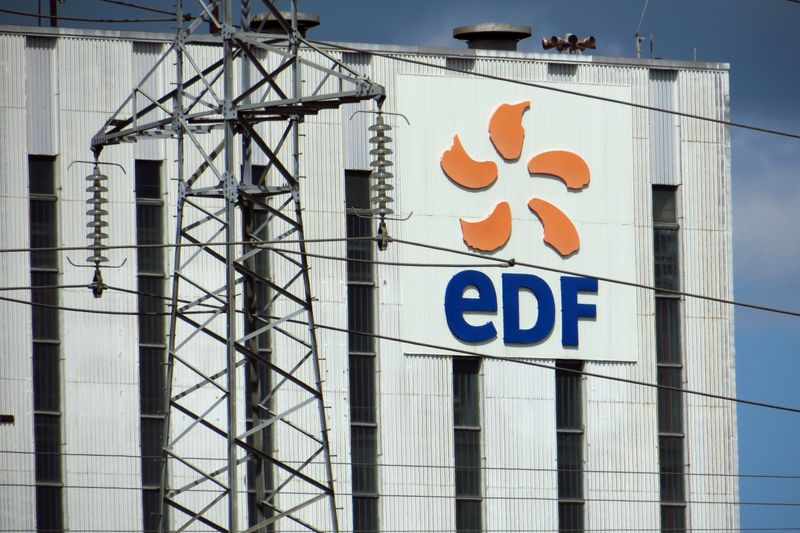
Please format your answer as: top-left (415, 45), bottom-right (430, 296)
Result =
top-left (29, 155), bottom-right (64, 533)
top-left (346, 171), bottom-right (379, 532)
top-left (453, 358), bottom-right (481, 533)
top-left (244, 165), bottom-right (274, 530)
top-left (556, 360), bottom-right (584, 533)
top-left (135, 160), bottom-right (166, 533)
top-left (653, 185), bottom-right (686, 532)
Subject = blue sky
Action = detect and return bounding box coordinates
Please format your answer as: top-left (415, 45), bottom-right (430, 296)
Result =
top-left (2, 0), bottom-right (798, 529)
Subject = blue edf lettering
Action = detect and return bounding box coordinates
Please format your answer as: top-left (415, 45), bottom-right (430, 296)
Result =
top-left (444, 270), bottom-right (598, 347)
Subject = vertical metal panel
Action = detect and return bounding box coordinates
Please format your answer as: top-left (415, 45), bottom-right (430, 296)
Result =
top-left (25, 37), bottom-right (58, 155)
top-left (547, 61), bottom-right (578, 81)
top-left (483, 359), bottom-right (557, 532)
top-left (132, 41), bottom-right (166, 161)
top-left (649, 69), bottom-right (680, 185)
top-left (676, 67), bottom-right (738, 529)
top-left (0, 34), bottom-right (26, 109)
top-left (51, 35), bottom-right (143, 532)
top-left (0, 34), bottom-right (37, 524)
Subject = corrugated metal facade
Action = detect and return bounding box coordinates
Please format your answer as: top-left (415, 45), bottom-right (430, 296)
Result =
top-left (0, 26), bottom-right (737, 533)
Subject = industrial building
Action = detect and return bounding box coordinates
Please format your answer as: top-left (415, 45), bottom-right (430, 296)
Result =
top-left (0, 13), bottom-right (737, 533)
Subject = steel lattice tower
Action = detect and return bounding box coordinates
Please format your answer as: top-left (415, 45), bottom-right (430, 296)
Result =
top-left (90, 1), bottom-right (385, 531)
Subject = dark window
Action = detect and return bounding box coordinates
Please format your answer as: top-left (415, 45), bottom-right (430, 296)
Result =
top-left (654, 228), bottom-right (679, 292)
top-left (141, 417), bottom-right (165, 486)
top-left (659, 436), bottom-right (686, 502)
top-left (346, 171), bottom-right (379, 531)
top-left (32, 343), bottom-right (59, 412)
top-left (559, 502), bottom-right (585, 533)
top-left (135, 160), bottom-right (167, 532)
top-left (454, 427), bottom-right (481, 497)
top-left (657, 366), bottom-right (683, 435)
top-left (556, 361), bottom-right (584, 532)
top-left (244, 168), bottom-right (275, 530)
top-left (29, 156), bottom-right (56, 196)
top-left (29, 199), bottom-right (58, 268)
top-left (138, 277), bottom-right (165, 345)
top-left (349, 355), bottom-right (376, 424)
top-left (136, 204), bottom-right (164, 274)
top-left (453, 358), bottom-right (481, 533)
top-left (652, 187), bottom-right (677, 224)
top-left (351, 425), bottom-right (378, 494)
top-left (653, 186), bottom-right (686, 533)
top-left (31, 272), bottom-right (59, 340)
top-left (455, 499), bottom-right (482, 533)
top-left (353, 496), bottom-right (379, 533)
top-left (346, 171), bottom-right (373, 283)
top-left (661, 504), bottom-right (686, 533)
top-left (135, 160), bottom-right (162, 199)
top-left (453, 359), bottom-right (480, 428)
top-left (655, 299), bottom-right (681, 364)
top-left (348, 285), bottom-right (375, 353)
top-left (142, 488), bottom-right (161, 533)
top-left (29, 155), bottom-right (64, 533)
top-left (139, 347), bottom-right (166, 415)
top-left (35, 485), bottom-right (63, 533)
top-left (34, 414), bottom-right (62, 482)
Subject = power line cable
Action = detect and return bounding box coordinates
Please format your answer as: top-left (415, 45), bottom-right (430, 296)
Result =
top-left (388, 237), bottom-right (800, 318)
top-left (257, 241), bottom-right (800, 318)
top-left (0, 6), bottom-right (174, 23)
top-left (304, 320), bottom-right (800, 415)
top-left (1, 449), bottom-right (798, 480)
top-left (306, 38), bottom-right (800, 141)
top-left (96, 0), bottom-right (185, 18)
top-left (0, 480), bottom-right (791, 507)
top-left (7, 234), bottom-right (800, 317)
top-left (5, 285), bottom-right (798, 415)
top-left (0, 236), bottom-right (373, 255)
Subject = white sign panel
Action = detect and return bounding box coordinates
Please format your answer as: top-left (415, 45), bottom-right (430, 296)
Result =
top-left (393, 74), bottom-right (638, 362)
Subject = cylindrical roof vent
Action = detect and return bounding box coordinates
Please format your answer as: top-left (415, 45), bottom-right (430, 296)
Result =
top-left (249, 11), bottom-right (321, 37)
top-left (453, 22), bottom-right (532, 51)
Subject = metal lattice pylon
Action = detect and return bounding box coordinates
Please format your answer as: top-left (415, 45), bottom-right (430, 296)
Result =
top-left (91, 1), bottom-right (385, 531)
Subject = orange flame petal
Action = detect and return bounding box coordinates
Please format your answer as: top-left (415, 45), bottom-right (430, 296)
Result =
top-left (527, 151), bottom-right (591, 190)
top-left (488, 101), bottom-right (530, 160)
top-left (440, 135), bottom-right (498, 189)
top-left (460, 202), bottom-right (512, 252)
top-left (527, 198), bottom-right (580, 256)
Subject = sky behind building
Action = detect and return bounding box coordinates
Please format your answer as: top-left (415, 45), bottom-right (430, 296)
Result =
top-left (1, 0), bottom-right (798, 530)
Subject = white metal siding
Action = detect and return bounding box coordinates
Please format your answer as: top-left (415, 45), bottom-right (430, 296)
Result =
top-left (0, 27), bottom-right (738, 533)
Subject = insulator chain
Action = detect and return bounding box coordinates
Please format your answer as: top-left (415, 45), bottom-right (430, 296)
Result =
top-left (368, 114), bottom-right (394, 219)
top-left (85, 165), bottom-right (110, 266)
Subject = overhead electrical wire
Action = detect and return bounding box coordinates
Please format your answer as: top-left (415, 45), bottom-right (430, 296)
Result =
top-left (0, 236), bottom-right (373, 255)
top-left (304, 319), bottom-right (800, 414)
top-left (96, 0), bottom-right (182, 18)
top-left (305, 38), bottom-right (800, 141)
top-left (0, 479), bottom-right (796, 509)
top-left (4, 281), bottom-right (797, 415)
top-left (0, 6), bottom-right (174, 23)
top-left (388, 237), bottom-right (800, 318)
top-left (1, 449), bottom-right (798, 480)
top-left (2, 236), bottom-right (799, 318)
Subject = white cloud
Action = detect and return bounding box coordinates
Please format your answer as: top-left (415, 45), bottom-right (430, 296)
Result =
top-left (731, 133), bottom-right (800, 307)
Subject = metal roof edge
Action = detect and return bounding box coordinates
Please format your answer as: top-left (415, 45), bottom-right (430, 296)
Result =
top-left (0, 24), bottom-right (730, 72)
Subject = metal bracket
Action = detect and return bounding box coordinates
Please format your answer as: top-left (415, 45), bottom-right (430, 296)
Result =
top-left (66, 256), bottom-right (128, 270)
top-left (67, 160), bottom-right (127, 173)
top-left (222, 172), bottom-right (239, 202)
top-left (349, 110), bottom-right (411, 124)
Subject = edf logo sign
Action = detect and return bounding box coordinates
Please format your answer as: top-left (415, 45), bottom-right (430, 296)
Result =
top-left (396, 77), bottom-right (639, 362)
top-left (444, 271), bottom-right (598, 347)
